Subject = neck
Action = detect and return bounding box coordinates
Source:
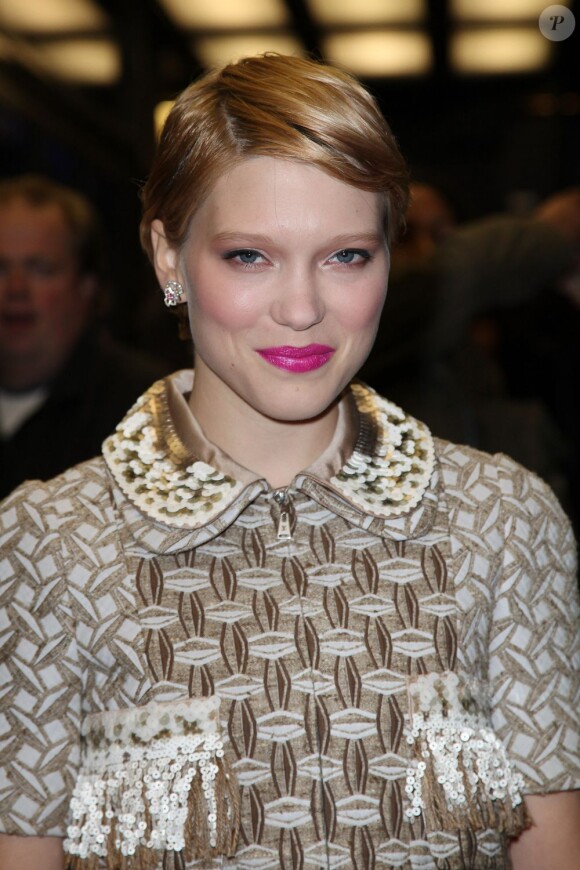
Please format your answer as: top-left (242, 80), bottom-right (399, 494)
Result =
top-left (189, 366), bottom-right (339, 488)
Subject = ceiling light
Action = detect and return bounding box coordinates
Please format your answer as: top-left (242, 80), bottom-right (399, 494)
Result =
top-left (32, 38), bottom-right (121, 84)
top-left (155, 100), bottom-right (174, 137)
top-left (451, 28), bottom-right (551, 73)
top-left (0, 0), bottom-right (108, 32)
top-left (195, 33), bottom-right (303, 68)
top-left (308, 0), bottom-right (426, 26)
top-left (160, 0), bottom-right (288, 30)
top-left (451, 0), bottom-right (570, 21)
top-left (322, 30), bottom-right (432, 76)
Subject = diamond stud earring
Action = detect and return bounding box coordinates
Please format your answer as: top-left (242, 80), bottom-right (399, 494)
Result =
top-left (163, 280), bottom-right (184, 307)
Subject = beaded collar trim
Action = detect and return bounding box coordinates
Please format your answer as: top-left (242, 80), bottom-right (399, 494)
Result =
top-left (103, 377), bottom-right (434, 530)
top-left (330, 382), bottom-right (434, 517)
top-left (103, 381), bottom-right (245, 529)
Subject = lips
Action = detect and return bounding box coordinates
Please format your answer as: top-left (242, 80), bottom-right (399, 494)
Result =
top-left (0, 312), bottom-right (37, 331)
top-left (256, 344), bottom-right (335, 373)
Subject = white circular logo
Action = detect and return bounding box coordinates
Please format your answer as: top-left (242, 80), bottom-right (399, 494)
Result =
top-left (539, 5), bottom-right (576, 41)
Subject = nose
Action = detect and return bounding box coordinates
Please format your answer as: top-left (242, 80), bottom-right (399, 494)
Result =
top-left (270, 266), bottom-right (325, 331)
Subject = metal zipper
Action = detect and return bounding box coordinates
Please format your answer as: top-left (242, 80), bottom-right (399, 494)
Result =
top-left (272, 488), bottom-right (292, 540)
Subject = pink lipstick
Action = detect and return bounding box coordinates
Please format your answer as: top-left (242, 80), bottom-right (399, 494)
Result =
top-left (256, 344), bottom-right (335, 372)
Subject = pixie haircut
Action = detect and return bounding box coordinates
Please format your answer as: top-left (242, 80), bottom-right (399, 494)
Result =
top-left (140, 53), bottom-right (409, 262)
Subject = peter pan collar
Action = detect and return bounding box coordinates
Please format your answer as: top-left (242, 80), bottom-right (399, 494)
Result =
top-left (102, 371), bottom-right (437, 551)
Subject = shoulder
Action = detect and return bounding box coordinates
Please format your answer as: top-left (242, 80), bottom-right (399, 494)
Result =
top-left (0, 458), bottom-right (121, 635)
top-left (433, 436), bottom-right (575, 559)
top-left (435, 436), bottom-right (565, 505)
top-left (0, 456), bottom-right (115, 543)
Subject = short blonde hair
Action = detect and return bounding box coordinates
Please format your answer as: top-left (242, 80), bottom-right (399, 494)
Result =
top-left (140, 54), bottom-right (408, 261)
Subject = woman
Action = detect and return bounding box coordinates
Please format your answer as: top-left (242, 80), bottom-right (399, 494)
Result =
top-left (0, 54), bottom-right (578, 870)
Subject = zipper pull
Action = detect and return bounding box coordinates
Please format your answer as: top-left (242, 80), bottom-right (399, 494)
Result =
top-left (273, 489), bottom-right (293, 540)
top-left (277, 510), bottom-right (292, 540)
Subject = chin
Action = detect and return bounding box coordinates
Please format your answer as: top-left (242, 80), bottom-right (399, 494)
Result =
top-left (250, 384), bottom-right (344, 424)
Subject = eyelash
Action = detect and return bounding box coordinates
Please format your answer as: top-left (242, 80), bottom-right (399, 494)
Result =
top-left (329, 249), bottom-right (372, 266)
top-left (223, 247), bottom-right (373, 268)
top-left (223, 249), bottom-right (265, 268)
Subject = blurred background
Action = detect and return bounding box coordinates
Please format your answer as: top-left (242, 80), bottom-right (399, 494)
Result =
top-left (0, 0), bottom-right (577, 343)
top-left (1, 0), bottom-right (580, 531)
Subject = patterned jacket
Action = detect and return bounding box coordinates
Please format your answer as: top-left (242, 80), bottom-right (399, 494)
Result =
top-left (1, 371), bottom-right (578, 869)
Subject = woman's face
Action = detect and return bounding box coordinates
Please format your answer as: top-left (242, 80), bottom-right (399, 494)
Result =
top-left (161, 156), bottom-right (389, 427)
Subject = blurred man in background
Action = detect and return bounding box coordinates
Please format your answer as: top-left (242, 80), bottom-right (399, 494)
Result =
top-left (0, 175), bottom-right (170, 499)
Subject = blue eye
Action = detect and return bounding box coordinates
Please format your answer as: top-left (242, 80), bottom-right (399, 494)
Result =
top-left (331, 249), bottom-right (371, 265)
top-left (224, 249), bottom-right (262, 265)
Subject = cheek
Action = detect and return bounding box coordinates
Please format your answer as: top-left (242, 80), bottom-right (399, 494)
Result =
top-left (339, 282), bottom-right (387, 333)
top-left (188, 279), bottom-right (264, 334)
top-left (35, 281), bottom-right (77, 312)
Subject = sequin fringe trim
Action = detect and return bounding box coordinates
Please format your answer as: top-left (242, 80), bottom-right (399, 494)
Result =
top-left (404, 711), bottom-right (528, 836)
top-left (64, 732), bottom-right (240, 869)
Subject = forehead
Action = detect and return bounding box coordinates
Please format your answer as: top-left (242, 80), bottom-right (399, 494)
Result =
top-left (189, 157), bottom-right (382, 236)
top-left (0, 198), bottom-right (72, 250)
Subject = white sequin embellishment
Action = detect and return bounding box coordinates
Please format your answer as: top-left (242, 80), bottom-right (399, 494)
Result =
top-left (404, 673), bottom-right (525, 827)
top-left (64, 696), bottom-right (238, 861)
top-left (103, 378), bottom-right (435, 532)
top-left (331, 383), bottom-right (434, 517)
top-left (103, 387), bottom-right (244, 528)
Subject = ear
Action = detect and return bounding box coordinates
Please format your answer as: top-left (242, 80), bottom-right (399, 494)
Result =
top-left (79, 273), bottom-right (98, 303)
top-left (150, 219), bottom-right (179, 288)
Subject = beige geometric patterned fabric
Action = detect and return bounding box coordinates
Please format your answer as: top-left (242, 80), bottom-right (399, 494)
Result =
top-left (442, 444), bottom-right (579, 791)
top-left (0, 376), bottom-right (578, 870)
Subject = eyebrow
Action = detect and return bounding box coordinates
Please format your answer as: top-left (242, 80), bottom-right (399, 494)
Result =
top-left (212, 231), bottom-right (385, 247)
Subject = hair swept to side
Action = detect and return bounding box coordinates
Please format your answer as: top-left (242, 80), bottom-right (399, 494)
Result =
top-left (140, 53), bottom-right (409, 261)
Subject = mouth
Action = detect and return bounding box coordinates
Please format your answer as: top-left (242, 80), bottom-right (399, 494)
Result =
top-left (0, 312), bottom-right (37, 331)
top-left (256, 344), bottom-right (335, 373)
